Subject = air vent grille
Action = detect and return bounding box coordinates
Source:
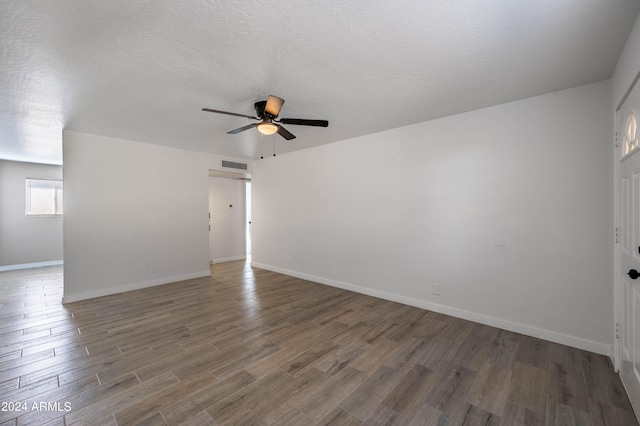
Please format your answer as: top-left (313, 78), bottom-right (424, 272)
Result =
top-left (221, 160), bottom-right (248, 171)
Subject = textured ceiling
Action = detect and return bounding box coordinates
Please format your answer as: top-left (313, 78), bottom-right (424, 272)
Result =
top-left (1, 0), bottom-right (639, 165)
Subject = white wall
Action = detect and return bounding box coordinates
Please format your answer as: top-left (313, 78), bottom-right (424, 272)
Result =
top-left (0, 160), bottom-right (63, 269)
top-left (252, 80), bottom-right (613, 355)
top-left (209, 177), bottom-right (246, 263)
top-left (613, 12), bottom-right (640, 108)
top-left (62, 130), bottom-right (252, 302)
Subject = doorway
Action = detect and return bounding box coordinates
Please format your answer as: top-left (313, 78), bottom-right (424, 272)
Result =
top-left (208, 170), bottom-right (251, 265)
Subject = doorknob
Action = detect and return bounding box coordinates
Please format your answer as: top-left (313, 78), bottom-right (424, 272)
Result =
top-left (628, 269), bottom-right (640, 279)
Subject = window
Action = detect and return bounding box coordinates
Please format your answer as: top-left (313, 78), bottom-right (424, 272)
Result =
top-left (623, 111), bottom-right (639, 157)
top-left (25, 179), bottom-right (63, 216)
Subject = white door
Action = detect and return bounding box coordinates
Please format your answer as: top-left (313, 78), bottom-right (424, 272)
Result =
top-left (245, 181), bottom-right (252, 256)
top-left (617, 74), bottom-right (640, 415)
top-left (208, 178), bottom-right (215, 264)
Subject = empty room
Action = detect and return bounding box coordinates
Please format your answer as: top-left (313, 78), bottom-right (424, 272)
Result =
top-left (2, 1), bottom-right (640, 425)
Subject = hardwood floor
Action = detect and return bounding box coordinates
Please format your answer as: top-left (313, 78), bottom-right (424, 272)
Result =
top-left (0, 260), bottom-right (637, 425)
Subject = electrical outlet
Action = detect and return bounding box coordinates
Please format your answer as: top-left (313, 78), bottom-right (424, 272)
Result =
top-left (432, 283), bottom-right (441, 296)
top-left (150, 266), bottom-right (156, 274)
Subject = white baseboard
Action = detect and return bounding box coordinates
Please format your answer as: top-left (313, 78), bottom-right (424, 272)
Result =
top-left (0, 260), bottom-right (64, 272)
top-left (62, 269), bottom-right (211, 304)
top-left (252, 262), bottom-right (612, 357)
top-left (210, 255), bottom-right (246, 265)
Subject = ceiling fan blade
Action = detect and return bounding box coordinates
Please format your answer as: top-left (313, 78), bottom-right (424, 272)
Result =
top-left (202, 108), bottom-right (258, 120)
top-left (278, 118), bottom-right (329, 127)
top-left (277, 125), bottom-right (296, 140)
top-left (228, 123), bottom-right (259, 134)
top-left (264, 95), bottom-right (285, 117)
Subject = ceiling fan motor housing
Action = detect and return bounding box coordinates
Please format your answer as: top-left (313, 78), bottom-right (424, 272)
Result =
top-left (254, 101), bottom-right (268, 119)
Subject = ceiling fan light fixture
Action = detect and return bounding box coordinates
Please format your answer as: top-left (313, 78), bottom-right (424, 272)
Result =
top-left (257, 122), bottom-right (279, 135)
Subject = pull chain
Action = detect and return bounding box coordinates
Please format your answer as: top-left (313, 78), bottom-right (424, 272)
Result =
top-left (260, 133), bottom-right (264, 159)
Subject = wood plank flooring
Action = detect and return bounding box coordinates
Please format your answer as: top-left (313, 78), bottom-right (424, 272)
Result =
top-left (0, 260), bottom-right (637, 425)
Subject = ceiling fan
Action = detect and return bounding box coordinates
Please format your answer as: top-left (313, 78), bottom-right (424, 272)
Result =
top-left (202, 95), bottom-right (328, 140)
